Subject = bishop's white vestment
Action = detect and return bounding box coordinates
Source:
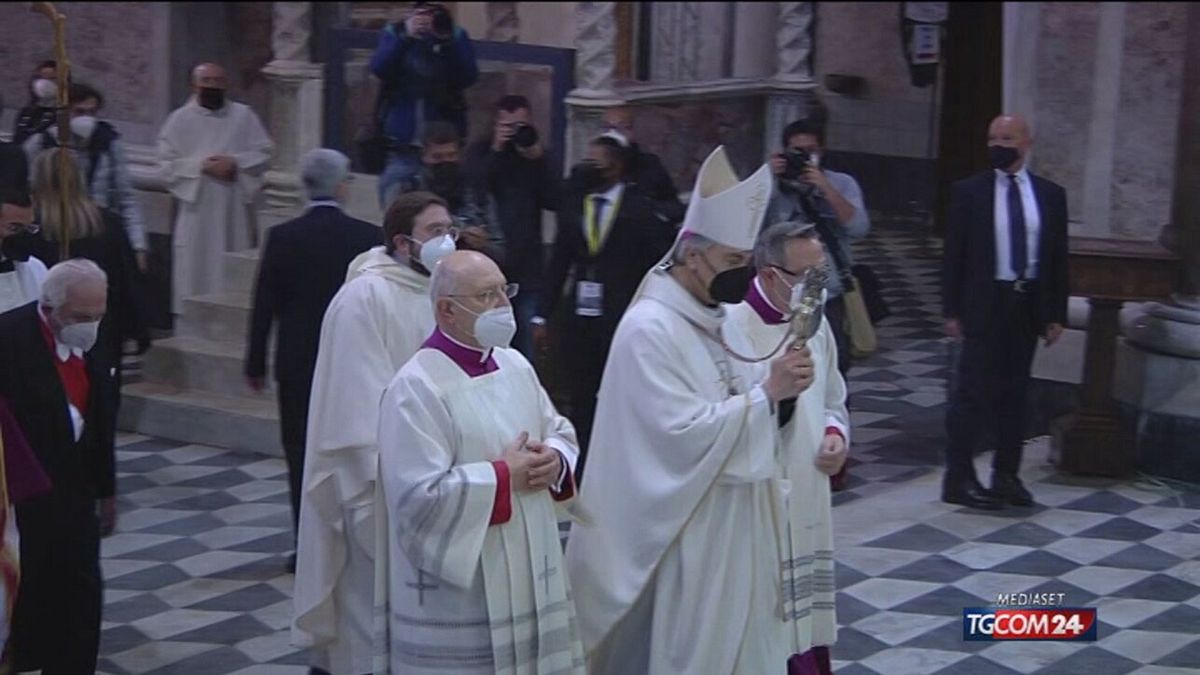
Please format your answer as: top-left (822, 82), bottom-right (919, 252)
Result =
top-left (724, 288), bottom-right (847, 656)
top-left (374, 339), bottom-right (586, 674)
top-left (291, 247), bottom-right (434, 675)
top-left (158, 97), bottom-right (272, 314)
top-left (565, 269), bottom-right (789, 674)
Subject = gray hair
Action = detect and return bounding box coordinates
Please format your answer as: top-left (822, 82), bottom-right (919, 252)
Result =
top-left (428, 258), bottom-right (457, 310)
top-left (753, 220), bottom-right (819, 269)
top-left (41, 258), bottom-right (107, 307)
top-left (671, 232), bottom-right (720, 265)
top-left (300, 148), bottom-right (351, 200)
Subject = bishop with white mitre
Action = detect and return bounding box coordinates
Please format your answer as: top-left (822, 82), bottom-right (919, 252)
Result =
top-left (374, 250), bottom-right (585, 674)
top-left (566, 146), bottom-right (816, 674)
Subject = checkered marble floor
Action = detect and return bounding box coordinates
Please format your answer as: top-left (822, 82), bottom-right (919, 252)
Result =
top-left (96, 223), bottom-right (1200, 673)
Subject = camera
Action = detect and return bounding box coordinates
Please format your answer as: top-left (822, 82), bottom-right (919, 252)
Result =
top-left (782, 148), bottom-right (814, 180)
top-left (430, 4), bottom-right (453, 38)
top-left (509, 123), bottom-right (539, 150)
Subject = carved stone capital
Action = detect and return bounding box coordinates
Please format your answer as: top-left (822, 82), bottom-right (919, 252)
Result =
top-left (486, 2), bottom-right (519, 42)
top-left (272, 2), bottom-right (313, 64)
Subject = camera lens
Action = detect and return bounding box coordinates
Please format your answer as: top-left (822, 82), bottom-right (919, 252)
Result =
top-left (513, 124), bottom-right (539, 149)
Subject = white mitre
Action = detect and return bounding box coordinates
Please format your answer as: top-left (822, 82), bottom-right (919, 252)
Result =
top-left (664, 145), bottom-right (774, 263)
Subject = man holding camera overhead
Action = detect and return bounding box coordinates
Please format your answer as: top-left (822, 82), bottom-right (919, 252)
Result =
top-left (371, 1), bottom-right (479, 210)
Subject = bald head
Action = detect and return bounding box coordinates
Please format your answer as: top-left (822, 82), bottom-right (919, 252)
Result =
top-left (987, 114), bottom-right (1033, 172)
top-left (192, 63), bottom-right (228, 89)
top-left (431, 251), bottom-right (511, 347)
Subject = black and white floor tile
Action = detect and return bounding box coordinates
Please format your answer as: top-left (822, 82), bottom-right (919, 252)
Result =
top-left (94, 223), bottom-right (1200, 674)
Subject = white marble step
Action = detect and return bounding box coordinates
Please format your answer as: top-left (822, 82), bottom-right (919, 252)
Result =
top-left (143, 336), bottom-right (275, 400)
top-left (225, 249), bottom-right (261, 295)
top-left (118, 382), bottom-right (281, 457)
top-left (177, 292), bottom-right (252, 344)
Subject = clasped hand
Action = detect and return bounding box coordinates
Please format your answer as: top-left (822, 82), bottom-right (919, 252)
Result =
top-left (764, 344), bottom-right (815, 403)
top-left (502, 431), bottom-right (561, 493)
top-left (203, 155), bottom-right (238, 182)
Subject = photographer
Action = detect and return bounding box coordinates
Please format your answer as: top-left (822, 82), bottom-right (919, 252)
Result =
top-left (395, 121), bottom-right (505, 264)
top-left (463, 94), bottom-right (561, 360)
top-left (769, 118), bottom-right (870, 378)
top-left (370, 1), bottom-right (478, 210)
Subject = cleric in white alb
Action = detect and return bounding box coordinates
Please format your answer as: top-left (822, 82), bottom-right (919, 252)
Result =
top-left (374, 250), bottom-right (585, 674)
top-left (566, 147), bottom-right (817, 674)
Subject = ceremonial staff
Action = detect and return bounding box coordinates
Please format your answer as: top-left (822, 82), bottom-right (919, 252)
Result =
top-left (30, 1), bottom-right (72, 259)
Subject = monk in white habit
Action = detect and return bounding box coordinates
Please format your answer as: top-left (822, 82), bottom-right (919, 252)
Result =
top-left (566, 146), bottom-right (816, 674)
top-left (158, 62), bottom-right (273, 314)
top-left (0, 193), bottom-right (46, 314)
top-left (292, 192), bottom-right (456, 674)
top-left (374, 250), bottom-right (585, 674)
top-left (724, 220), bottom-right (849, 675)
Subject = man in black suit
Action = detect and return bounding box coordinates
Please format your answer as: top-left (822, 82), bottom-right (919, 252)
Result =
top-left (0, 259), bottom-right (116, 674)
top-left (942, 114), bottom-right (1069, 510)
top-left (245, 148), bottom-right (380, 570)
top-left (532, 134), bottom-right (677, 481)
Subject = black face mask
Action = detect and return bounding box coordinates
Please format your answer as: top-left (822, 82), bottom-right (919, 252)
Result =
top-left (697, 253), bottom-right (755, 304)
top-left (988, 145), bottom-right (1020, 171)
top-left (1, 231), bottom-right (41, 262)
top-left (198, 87), bottom-right (226, 111)
top-left (570, 162), bottom-right (608, 193)
top-left (427, 162), bottom-right (461, 196)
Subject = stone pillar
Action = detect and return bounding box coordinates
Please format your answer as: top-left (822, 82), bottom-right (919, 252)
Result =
top-left (565, 2), bottom-right (624, 168)
top-left (261, 1), bottom-right (325, 213)
top-left (764, 2), bottom-right (819, 158)
top-left (486, 2), bottom-right (519, 42)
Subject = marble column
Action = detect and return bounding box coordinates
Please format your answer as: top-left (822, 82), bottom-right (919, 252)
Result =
top-left (261, 1), bottom-right (325, 213)
top-left (565, 2), bottom-right (624, 168)
top-left (764, 2), bottom-right (819, 158)
top-left (486, 2), bottom-right (519, 42)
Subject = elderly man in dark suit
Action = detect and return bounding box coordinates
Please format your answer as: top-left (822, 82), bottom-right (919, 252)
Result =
top-left (532, 133), bottom-right (677, 482)
top-left (941, 113), bottom-right (1069, 510)
top-left (0, 258), bottom-right (116, 674)
top-left (245, 148), bottom-right (380, 572)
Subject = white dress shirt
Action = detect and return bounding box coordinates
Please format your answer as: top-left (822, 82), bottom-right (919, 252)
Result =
top-left (993, 167), bottom-right (1041, 281)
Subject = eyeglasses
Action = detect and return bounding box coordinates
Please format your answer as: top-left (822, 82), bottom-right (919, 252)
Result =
top-left (447, 282), bottom-right (519, 306)
top-left (2, 220), bottom-right (40, 236)
top-left (427, 223), bottom-right (460, 240)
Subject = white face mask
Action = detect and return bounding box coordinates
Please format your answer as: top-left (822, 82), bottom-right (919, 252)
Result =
top-left (32, 78), bottom-right (57, 103)
top-left (417, 233), bottom-right (456, 270)
top-left (70, 115), bottom-right (97, 140)
top-left (456, 303), bottom-right (517, 350)
top-left (58, 320), bottom-right (100, 352)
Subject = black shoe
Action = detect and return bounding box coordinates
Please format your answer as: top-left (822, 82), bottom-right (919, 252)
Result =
top-left (942, 481), bottom-right (1004, 510)
top-left (286, 553), bottom-right (297, 574)
top-left (991, 474), bottom-right (1034, 507)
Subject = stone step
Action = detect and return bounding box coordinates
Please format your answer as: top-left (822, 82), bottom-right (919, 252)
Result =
top-left (177, 292), bottom-right (252, 344)
top-left (142, 335), bottom-right (275, 400)
top-left (225, 249), bottom-right (261, 295)
top-left (118, 382), bottom-right (281, 457)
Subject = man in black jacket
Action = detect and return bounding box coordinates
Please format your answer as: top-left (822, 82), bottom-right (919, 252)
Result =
top-left (533, 134), bottom-right (677, 480)
top-left (602, 106), bottom-right (684, 225)
top-left (464, 94), bottom-right (561, 359)
top-left (0, 259), bottom-right (116, 674)
top-left (245, 149), bottom-right (380, 570)
top-left (941, 114), bottom-right (1069, 510)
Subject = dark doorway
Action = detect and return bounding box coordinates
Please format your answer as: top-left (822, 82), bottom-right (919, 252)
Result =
top-left (935, 2), bottom-right (1003, 237)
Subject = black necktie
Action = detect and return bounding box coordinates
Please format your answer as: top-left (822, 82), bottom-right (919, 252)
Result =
top-left (1007, 174), bottom-right (1027, 279)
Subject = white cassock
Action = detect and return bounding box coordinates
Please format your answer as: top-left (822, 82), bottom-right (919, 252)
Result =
top-left (0, 258), bottom-right (47, 315)
top-left (565, 269), bottom-right (789, 674)
top-left (158, 97), bottom-right (273, 314)
top-left (725, 294), bottom-right (847, 656)
top-left (292, 246), bottom-right (434, 675)
top-left (375, 343), bottom-right (586, 675)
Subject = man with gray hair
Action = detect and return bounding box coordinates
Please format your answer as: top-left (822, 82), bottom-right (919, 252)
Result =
top-left (724, 220), bottom-right (849, 675)
top-left (245, 147), bottom-right (380, 573)
top-left (0, 258), bottom-right (117, 674)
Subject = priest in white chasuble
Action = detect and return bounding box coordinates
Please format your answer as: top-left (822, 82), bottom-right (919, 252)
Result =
top-left (565, 146), bottom-right (817, 675)
top-left (157, 63), bottom-right (273, 314)
top-left (723, 220), bottom-right (850, 675)
top-left (292, 192), bottom-right (454, 675)
top-left (375, 250), bottom-right (585, 675)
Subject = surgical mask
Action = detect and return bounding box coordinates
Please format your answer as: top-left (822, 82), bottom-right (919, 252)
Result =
top-left (698, 253), bottom-right (754, 305)
top-left (427, 162), bottom-right (461, 195)
top-left (198, 87), bottom-right (226, 111)
top-left (570, 162), bottom-right (608, 193)
top-left (70, 115), bottom-right (97, 140)
top-left (32, 78), bottom-right (57, 104)
top-left (415, 233), bottom-right (456, 270)
top-left (988, 145), bottom-right (1020, 171)
top-left (1, 231), bottom-right (41, 262)
top-left (58, 319), bottom-right (100, 352)
top-left (456, 303), bottom-right (517, 350)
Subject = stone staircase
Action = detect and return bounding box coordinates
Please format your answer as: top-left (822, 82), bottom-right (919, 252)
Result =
top-left (118, 247), bottom-right (284, 457)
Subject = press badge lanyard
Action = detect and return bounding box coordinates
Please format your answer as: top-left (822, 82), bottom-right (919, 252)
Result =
top-left (583, 190), bottom-right (622, 256)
